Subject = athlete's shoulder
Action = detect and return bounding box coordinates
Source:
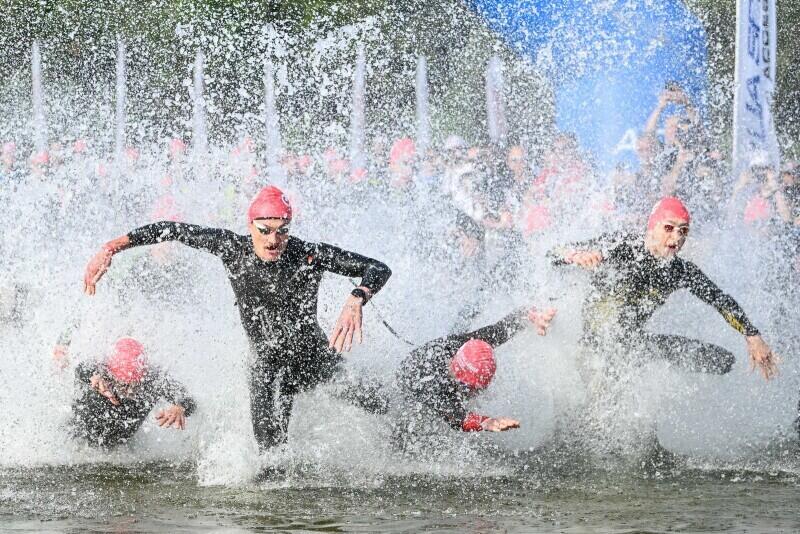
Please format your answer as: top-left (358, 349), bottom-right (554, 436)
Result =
top-left (670, 256), bottom-right (705, 283)
top-left (618, 232), bottom-right (642, 247)
top-left (229, 230), bottom-right (250, 245)
top-left (75, 361), bottom-right (99, 381)
top-left (678, 256), bottom-right (703, 273)
top-left (603, 232), bottom-right (639, 259)
top-left (281, 236), bottom-right (320, 265)
top-left (215, 230), bottom-right (251, 257)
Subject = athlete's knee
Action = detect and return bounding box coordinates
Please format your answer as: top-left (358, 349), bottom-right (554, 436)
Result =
top-left (701, 345), bottom-right (735, 374)
top-left (717, 350), bottom-right (735, 374)
top-left (253, 423), bottom-right (288, 452)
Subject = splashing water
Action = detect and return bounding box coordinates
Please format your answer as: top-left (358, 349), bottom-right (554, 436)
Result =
top-left (114, 37), bottom-right (127, 167)
top-left (0, 4), bottom-right (799, 531)
top-left (485, 55), bottom-right (506, 145)
top-left (30, 41), bottom-right (47, 156)
top-left (191, 49), bottom-right (208, 159)
top-left (415, 56), bottom-right (430, 160)
top-left (263, 56), bottom-right (282, 178)
top-left (348, 44), bottom-right (367, 173)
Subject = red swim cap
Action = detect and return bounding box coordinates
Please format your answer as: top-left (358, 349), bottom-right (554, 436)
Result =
top-left (389, 138), bottom-right (415, 165)
top-left (647, 197), bottom-right (690, 230)
top-left (449, 339), bottom-right (496, 389)
top-left (743, 195), bottom-right (770, 223)
top-left (523, 204), bottom-right (552, 235)
top-left (106, 337), bottom-right (148, 384)
top-left (247, 185), bottom-right (293, 222)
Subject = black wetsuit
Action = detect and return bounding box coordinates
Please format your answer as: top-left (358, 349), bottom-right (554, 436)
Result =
top-left (549, 233), bottom-right (759, 374)
top-left (126, 222), bottom-right (391, 451)
top-left (70, 363), bottom-right (196, 448)
top-left (397, 308), bottom-right (529, 432)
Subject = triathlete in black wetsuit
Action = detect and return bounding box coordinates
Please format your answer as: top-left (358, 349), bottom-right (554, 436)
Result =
top-left (397, 305), bottom-right (556, 433)
top-left (548, 197), bottom-right (778, 380)
top-left (83, 186), bottom-right (391, 451)
top-left (70, 337), bottom-right (196, 448)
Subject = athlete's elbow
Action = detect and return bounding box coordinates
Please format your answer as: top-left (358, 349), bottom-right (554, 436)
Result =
top-left (373, 261), bottom-right (392, 280)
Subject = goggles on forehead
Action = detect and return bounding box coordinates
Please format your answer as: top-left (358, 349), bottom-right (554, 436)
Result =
top-left (253, 221), bottom-right (290, 236)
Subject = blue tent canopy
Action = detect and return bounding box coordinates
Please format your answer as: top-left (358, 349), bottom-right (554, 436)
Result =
top-left (469, 0), bottom-right (708, 171)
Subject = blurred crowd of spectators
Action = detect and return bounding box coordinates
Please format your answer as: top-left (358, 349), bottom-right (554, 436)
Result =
top-left (2, 81), bottom-right (799, 278)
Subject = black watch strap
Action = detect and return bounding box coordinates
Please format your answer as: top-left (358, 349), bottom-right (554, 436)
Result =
top-left (351, 287), bottom-right (370, 303)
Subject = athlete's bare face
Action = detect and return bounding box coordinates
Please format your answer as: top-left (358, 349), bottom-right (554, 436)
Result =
top-left (646, 217), bottom-right (689, 258)
top-left (249, 218), bottom-right (290, 262)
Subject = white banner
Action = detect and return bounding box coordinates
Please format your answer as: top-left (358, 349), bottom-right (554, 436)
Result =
top-left (733, 0), bottom-right (779, 171)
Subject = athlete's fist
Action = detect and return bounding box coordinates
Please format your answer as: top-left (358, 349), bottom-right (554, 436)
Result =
top-left (565, 249), bottom-right (603, 269)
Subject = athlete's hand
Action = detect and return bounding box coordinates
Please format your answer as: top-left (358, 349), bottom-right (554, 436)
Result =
top-left (89, 374), bottom-right (120, 406)
top-left (156, 405), bottom-right (186, 430)
top-left (746, 335), bottom-right (780, 381)
top-left (329, 289), bottom-right (369, 353)
top-left (459, 235), bottom-right (481, 258)
top-left (528, 307), bottom-right (557, 336)
top-left (481, 417), bottom-right (520, 432)
top-left (83, 246), bottom-right (114, 295)
top-left (564, 249), bottom-right (603, 269)
top-left (52, 344), bottom-right (69, 371)
top-left (84, 236), bottom-right (130, 295)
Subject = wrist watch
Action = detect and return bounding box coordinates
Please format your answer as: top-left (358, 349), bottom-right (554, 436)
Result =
top-left (351, 287), bottom-right (369, 304)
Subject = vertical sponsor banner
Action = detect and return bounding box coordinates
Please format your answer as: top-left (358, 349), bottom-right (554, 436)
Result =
top-left (733, 0), bottom-right (779, 171)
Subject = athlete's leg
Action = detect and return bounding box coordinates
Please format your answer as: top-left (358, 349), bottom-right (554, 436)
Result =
top-left (329, 374), bottom-right (391, 415)
top-left (638, 333), bottom-right (735, 374)
top-left (248, 360), bottom-right (295, 452)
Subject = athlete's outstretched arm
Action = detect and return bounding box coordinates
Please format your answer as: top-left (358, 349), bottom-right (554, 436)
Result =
top-left (684, 262), bottom-right (779, 381)
top-left (152, 371), bottom-right (196, 430)
top-left (313, 243), bottom-right (392, 353)
top-left (314, 243), bottom-right (392, 295)
top-left (444, 306), bottom-right (557, 353)
top-left (84, 222), bottom-right (237, 295)
top-left (546, 233), bottom-right (628, 270)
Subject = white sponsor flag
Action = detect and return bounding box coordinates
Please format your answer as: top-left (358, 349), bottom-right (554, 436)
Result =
top-left (733, 0), bottom-right (779, 171)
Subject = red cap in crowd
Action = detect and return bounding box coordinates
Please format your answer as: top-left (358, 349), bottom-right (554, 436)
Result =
top-left (247, 186), bottom-right (293, 222)
top-left (389, 138), bottom-right (415, 165)
top-left (106, 337), bottom-right (148, 384)
top-left (449, 339), bottom-right (496, 389)
top-left (169, 138), bottom-right (186, 158)
top-left (743, 196), bottom-right (770, 223)
top-left (150, 194), bottom-right (183, 222)
top-left (647, 197), bottom-right (690, 230)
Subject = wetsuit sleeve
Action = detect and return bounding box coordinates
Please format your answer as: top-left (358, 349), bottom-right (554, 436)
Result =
top-left (56, 317), bottom-right (81, 348)
top-left (461, 412), bottom-right (490, 432)
top-left (312, 242), bottom-right (392, 296)
top-left (430, 398), bottom-right (470, 431)
top-left (454, 210), bottom-right (485, 241)
top-left (75, 362), bottom-right (98, 384)
top-left (150, 370), bottom-right (197, 416)
top-left (127, 222), bottom-right (239, 260)
top-left (547, 232), bottom-right (630, 266)
top-left (444, 307), bottom-right (530, 351)
top-left (683, 261), bottom-right (760, 336)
